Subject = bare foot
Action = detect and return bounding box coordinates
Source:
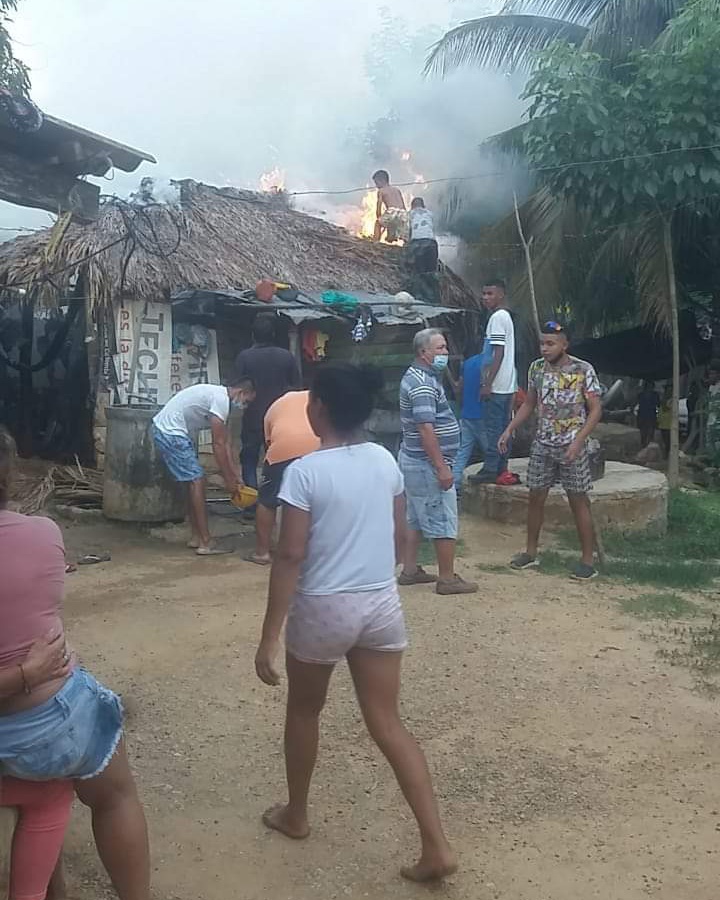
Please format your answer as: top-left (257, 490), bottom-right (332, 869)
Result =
top-left (400, 849), bottom-right (458, 883)
top-left (262, 804), bottom-right (310, 840)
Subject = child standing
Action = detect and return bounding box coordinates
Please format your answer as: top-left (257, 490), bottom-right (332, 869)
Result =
top-left (254, 363), bottom-right (456, 883)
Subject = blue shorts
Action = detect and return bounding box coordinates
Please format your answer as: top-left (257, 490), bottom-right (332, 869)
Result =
top-left (152, 425), bottom-right (203, 482)
top-left (399, 450), bottom-right (458, 540)
top-left (0, 668), bottom-right (124, 781)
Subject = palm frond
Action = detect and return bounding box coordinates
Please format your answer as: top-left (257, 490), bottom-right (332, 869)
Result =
top-left (586, 216), bottom-right (670, 329)
top-left (583, 0), bottom-right (685, 60)
top-left (502, 0), bottom-right (611, 26)
top-left (468, 186), bottom-right (570, 319)
top-left (424, 14), bottom-right (587, 76)
top-left (633, 216), bottom-right (672, 329)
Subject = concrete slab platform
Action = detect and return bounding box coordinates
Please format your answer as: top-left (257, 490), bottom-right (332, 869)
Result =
top-left (462, 460), bottom-right (668, 533)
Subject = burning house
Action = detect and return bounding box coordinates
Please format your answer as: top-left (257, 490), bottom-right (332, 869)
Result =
top-left (0, 179), bottom-right (480, 466)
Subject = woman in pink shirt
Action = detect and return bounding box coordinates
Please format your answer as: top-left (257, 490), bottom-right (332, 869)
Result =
top-left (0, 428), bottom-right (149, 900)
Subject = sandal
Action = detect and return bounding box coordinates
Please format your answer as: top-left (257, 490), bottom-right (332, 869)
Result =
top-left (243, 552), bottom-right (272, 567)
top-left (196, 545), bottom-right (233, 556)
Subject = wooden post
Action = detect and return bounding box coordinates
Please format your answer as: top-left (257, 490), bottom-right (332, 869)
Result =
top-left (663, 215), bottom-right (681, 488)
top-left (513, 191), bottom-right (541, 338)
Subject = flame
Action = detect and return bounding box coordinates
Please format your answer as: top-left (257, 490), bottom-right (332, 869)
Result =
top-left (359, 189), bottom-right (377, 239)
top-left (401, 150), bottom-right (411, 162)
top-left (259, 166), bottom-right (285, 193)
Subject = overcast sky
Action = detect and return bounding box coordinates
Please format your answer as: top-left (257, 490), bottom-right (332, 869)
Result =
top-left (2, 0), bottom-right (513, 231)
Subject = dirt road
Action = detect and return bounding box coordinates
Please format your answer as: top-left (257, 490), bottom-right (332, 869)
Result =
top-left (58, 513), bottom-right (720, 900)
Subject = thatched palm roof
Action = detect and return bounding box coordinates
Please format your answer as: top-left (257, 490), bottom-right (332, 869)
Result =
top-left (0, 180), bottom-right (478, 310)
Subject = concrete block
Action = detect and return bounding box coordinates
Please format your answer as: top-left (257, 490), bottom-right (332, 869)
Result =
top-left (463, 460), bottom-right (668, 534)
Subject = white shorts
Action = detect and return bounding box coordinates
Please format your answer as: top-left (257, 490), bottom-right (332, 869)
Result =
top-left (286, 584), bottom-right (408, 665)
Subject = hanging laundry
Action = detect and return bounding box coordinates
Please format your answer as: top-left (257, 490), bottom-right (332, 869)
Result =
top-left (302, 329), bottom-right (329, 362)
top-left (351, 304), bottom-right (374, 343)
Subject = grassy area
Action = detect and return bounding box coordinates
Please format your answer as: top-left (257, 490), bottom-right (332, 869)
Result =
top-left (620, 592), bottom-right (699, 619)
top-left (657, 616), bottom-right (720, 693)
top-left (552, 489), bottom-right (720, 590)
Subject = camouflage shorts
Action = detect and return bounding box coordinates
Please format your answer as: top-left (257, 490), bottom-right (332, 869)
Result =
top-left (527, 441), bottom-right (592, 494)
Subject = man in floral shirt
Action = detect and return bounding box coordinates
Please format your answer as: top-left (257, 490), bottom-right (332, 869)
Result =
top-left (498, 321), bottom-right (603, 580)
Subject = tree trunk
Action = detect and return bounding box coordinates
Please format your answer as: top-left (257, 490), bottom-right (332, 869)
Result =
top-left (663, 216), bottom-right (680, 488)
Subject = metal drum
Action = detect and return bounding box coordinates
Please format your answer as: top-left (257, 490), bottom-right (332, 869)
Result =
top-left (103, 405), bottom-right (185, 522)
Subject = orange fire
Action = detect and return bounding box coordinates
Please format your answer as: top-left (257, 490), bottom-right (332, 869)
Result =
top-left (259, 166), bottom-right (286, 193)
top-left (359, 189), bottom-right (377, 239)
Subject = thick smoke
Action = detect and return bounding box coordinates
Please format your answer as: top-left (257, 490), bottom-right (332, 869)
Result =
top-left (0, 0), bottom-right (523, 252)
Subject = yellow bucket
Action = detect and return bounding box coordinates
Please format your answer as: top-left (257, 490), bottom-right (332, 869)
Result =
top-left (231, 486), bottom-right (258, 509)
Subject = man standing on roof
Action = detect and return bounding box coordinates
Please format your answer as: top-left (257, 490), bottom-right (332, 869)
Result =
top-left (234, 314), bottom-right (301, 502)
top-left (499, 321), bottom-right (602, 580)
top-left (373, 170), bottom-right (407, 244)
top-left (470, 278), bottom-right (519, 486)
top-left (397, 328), bottom-right (478, 595)
top-left (408, 197), bottom-right (440, 304)
top-left (152, 378), bottom-right (256, 555)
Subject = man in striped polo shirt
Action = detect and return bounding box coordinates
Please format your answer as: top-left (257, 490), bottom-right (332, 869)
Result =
top-left (397, 328), bottom-right (478, 595)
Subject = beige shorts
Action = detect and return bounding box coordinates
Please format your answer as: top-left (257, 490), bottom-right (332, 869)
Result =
top-left (378, 208), bottom-right (408, 241)
top-left (286, 584), bottom-right (408, 665)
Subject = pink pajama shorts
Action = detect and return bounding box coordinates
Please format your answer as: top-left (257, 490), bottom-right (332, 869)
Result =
top-left (286, 584), bottom-right (408, 665)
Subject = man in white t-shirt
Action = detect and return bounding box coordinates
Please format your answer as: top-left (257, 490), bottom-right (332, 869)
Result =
top-left (408, 197), bottom-right (440, 304)
top-left (471, 278), bottom-right (519, 486)
top-left (152, 379), bottom-right (256, 555)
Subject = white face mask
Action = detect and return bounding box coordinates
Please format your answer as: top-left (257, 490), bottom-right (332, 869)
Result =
top-left (430, 353), bottom-right (449, 372)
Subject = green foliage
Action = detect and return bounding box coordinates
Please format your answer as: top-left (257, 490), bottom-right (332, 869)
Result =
top-left (554, 489), bottom-right (720, 588)
top-left (0, 0), bottom-right (29, 95)
top-left (522, 1), bottom-right (720, 221)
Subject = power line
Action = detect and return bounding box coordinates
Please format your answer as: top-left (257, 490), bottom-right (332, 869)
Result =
top-left (288, 142), bottom-right (720, 198)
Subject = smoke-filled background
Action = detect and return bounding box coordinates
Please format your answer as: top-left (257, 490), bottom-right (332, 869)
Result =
top-left (0, 0), bottom-right (526, 252)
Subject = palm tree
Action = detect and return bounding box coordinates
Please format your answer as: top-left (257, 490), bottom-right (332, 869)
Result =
top-left (426, 1), bottom-right (686, 76)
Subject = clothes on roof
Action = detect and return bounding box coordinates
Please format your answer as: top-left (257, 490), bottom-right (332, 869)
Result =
top-left (171, 288), bottom-right (463, 327)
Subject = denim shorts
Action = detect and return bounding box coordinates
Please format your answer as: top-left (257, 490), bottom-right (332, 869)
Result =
top-left (152, 425), bottom-right (203, 482)
top-left (399, 450), bottom-right (458, 540)
top-left (0, 668), bottom-right (124, 781)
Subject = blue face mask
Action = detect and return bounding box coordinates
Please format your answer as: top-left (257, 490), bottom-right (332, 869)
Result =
top-left (431, 353), bottom-right (449, 372)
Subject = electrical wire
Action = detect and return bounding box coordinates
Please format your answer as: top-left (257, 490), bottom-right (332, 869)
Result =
top-left (286, 142), bottom-right (720, 197)
top-left (0, 195), bottom-right (184, 294)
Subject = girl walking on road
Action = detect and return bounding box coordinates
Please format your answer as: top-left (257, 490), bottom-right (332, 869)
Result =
top-left (255, 363), bottom-right (456, 882)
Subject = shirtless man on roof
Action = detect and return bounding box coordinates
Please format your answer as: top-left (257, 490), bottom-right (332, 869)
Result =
top-left (372, 169), bottom-right (407, 243)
